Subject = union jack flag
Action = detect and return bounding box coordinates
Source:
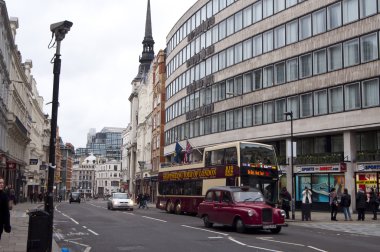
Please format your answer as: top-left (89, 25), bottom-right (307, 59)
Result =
top-left (183, 140), bottom-right (192, 163)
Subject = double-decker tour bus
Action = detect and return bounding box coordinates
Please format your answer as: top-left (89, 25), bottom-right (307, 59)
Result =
top-left (156, 141), bottom-right (279, 214)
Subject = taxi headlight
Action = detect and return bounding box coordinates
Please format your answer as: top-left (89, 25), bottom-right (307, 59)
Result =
top-left (248, 209), bottom-right (255, 217)
top-left (280, 210), bottom-right (286, 217)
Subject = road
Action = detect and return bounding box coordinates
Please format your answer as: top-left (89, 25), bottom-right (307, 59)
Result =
top-left (53, 199), bottom-right (379, 252)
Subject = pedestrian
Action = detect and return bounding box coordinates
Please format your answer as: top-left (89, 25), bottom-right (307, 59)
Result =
top-left (340, 188), bottom-right (352, 221)
top-left (369, 188), bottom-right (379, 220)
top-left (356, 187), bottom-right (367, 221)
top-left (301, 186), bottom-right (312, 221)
top-left (0, 176), bottom-right (12, 240)
top-left (329, 188), bottom-right (339, 221)
top-left (137, 193), bottom-right (143, 209)
top-left (29, 192), bottom-right (34, 204)
top-left (143, 193), bottom-right (150, 209)
top-left (279, 187), bottom-right (291, 219)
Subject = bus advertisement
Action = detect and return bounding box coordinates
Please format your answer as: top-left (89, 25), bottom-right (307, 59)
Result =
top-left (156, 141), bottom-right (279, 215)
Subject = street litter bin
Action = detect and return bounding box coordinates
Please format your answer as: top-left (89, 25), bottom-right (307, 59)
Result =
top-left (27, 209), bottom-right (51, 252)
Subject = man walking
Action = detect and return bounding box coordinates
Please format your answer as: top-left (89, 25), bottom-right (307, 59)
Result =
top-left (329, 188), bottom-right (338, 221)
top-left (356, 187), bottom-right (367, 221)
top-left (340, 188), bottom-right (352, 221)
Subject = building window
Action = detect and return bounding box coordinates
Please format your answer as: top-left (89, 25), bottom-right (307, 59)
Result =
top-left (211, 115), bottom-right (218, 133)
top-left (274, 0), bottom-right (285, 13)
top-left (243, 72), bottom-right (252, 93)
top-left (204, 117), bottom-right (211, 135)
top-left (263, 101), bottom-right (274, 124)
top-left (234, 108), bottom-right (243, 129)
top-left (243, 106), bottom-right (253, 127)
top-left (329, 86), bottom-right (344, 113)
top-left (263, 65), bottom-right (274, 88)
top-left (213, 0), bottom-right (219, 15)
top-left (345, 82), bottom-right (361, 110)
top-left (253, 34), bottom-right (263, 56)
top-left (300, 93), bottom-right (313, 118)
top-left (343, 38), bottom-right (359, 67)
top-left (253, 104), bottom-right (263, 125)
top-left (243, 38), bottom-right (252, 60)
top-left (235, 11), bottom-right (243, 32)
top-left (235, 43), bottom-right (243, 64)
top-left (299, 15), bottom-right (311, 40)
top-left (275, 99), bottom-right (286, 122)
top-left (263, 30), bottom-right (273, 53)
top-left (218, 112), bottom-right (226, 132)
top-left (286, 0), bottom-right (297, 8)
top-left (299, 54), bottom-right (312, 79)
top-left (360, 33), bottom-right (378, 63)
top-left (212, 26), bottom-right (218, 44)
top-left (234, 76), bottom-right (243, 95)
top-left (343, 0), bottom-right (359, 24)
top-left (219, 20), bottom-right (226, 40)
top-left (227, 47), bottom-right (234, 67)
top-left (287, 58), bottom-right (298, 82)
top-left (327, 2), bottom-right (342, 30)
top-left (287, 96), bottom-right (299, 119)
top-left (312, 8), bottom-right (326, 35)
top-left (227, 16), bottom-right (234, 37)
top-left (253, 69), bottom-right (262, 90)
top-left (212, 54), bottom-right (219, 73)
top-left (328, 44), bottom-right (342, 71)
top-left (359, 0), bottom-right (376, 18)
top-left (219, 81), bottom-right (226, 100)
top-left (362, 79), bottom-right (380, 107)
top-left (313, 49), bottom-right (327, 75)
top-left (263, 0), bottom-right (274, 18)
top-left (253, 1), bottom-right (263, 22)
top-left (220, 0), bottom-right (227, 10)
top-left (274, 62), bottom-right (285, 85)
top-left (286, 20), bottom-right (298, 45)
top-left (226, 79), bottom-right (234, 98)
top-left (226, 110), bottom-right (234, 130)
top-left (243, 6), bottom-right (252, 28)
top-left (274, 25), bottom-right (285, 49)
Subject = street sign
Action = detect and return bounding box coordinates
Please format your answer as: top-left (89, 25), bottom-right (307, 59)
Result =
top-left (30, 159), bottom-right (38, 165)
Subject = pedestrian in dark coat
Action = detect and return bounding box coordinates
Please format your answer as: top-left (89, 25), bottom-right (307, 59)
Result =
top-left (0, 177), bottom-right (11, 240)
top-left (340, 188), bottom-right (352, 221)
top-left (329, 188), bottom-right (339, 221)
top-left (369, 188), bottom-right (379, 220)
top-left (280, 187), bottom-right (291, 219)
top-left (356, 188), bottom-right (368, 221)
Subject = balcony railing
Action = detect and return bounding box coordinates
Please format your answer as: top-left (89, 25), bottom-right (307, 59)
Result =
top-left (357, 150), bottom-right (380, 162)
top-left (278, 153), bottom-right (344, 165)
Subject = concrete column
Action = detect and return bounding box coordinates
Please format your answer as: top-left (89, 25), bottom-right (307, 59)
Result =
top-left (285, 137), bottom-right (293, 193)
top-left (343, 131), bottom-right (357, 212)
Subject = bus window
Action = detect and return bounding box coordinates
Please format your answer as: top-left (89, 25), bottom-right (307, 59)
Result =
top-left (225, 147), bottom-right (238, 164)
top-left (210, 149), bottom-right (225, 165)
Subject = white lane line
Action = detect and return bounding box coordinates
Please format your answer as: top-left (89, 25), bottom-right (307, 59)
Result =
top-left (123, 212), bottom-right (135, 215)
top-left (228, 237), bottom-right (284, 252)
top-left (84, 247), bottom-right (91, 252)
top-left (87, 229), bottom-right (99, 236)
top-left (142, 216), bottom-right (167, 222)
top-left (61, 213), bottom-right (79, 225)
top-left (208, 237), bottom-right (223, 239)
top-left (308, 246), bottom-right (327, 252)
top-left (257, 237), bottom-right (305, 247)
top-left (83, 226), bottom-right (87, 229)
top-left (181, 225), bottom-right (228, 236)
top-left (64, 239), bottom-right (91, 250)
top-left (227, 236), bottom-right (246, 246)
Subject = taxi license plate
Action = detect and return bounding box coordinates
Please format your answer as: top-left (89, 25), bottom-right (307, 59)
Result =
top-left (263, 225), bottom-right (276, 229)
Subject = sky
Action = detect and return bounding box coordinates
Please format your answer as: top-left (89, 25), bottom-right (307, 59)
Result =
top-left (5, 0), bottom-right (195, 148)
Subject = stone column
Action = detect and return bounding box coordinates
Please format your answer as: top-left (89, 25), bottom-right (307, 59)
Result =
top-left (343, 131), bottom-right (356, 212)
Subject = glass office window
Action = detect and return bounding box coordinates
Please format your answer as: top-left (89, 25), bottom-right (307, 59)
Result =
top-left (360, 0), bottom-right (376, 18)
top-left (212, 115), bottom-right (218, 133)
top-left (199, 118), bottom-right (204, 136)
top-left (206, 87), bottom-right (212, 105)
top-left (274, 62), bottom-right (285, 85)
top-left (286, 0), bottom-right (297, 8)
top-left (263, 101), bottom-right (274, 124)
top-left (235, 43), bottom-right (243, 64)
top-left (287, 96), bottom-right (299, 119)
top-left (274, 25), bottom-right (285, 49)
top-left (243, 72), bottom-right (253, 93)
top-left (219, 81), bottom-right (226, 100)
top-left (300, 93), bottom-right (313, 118)
top-left (299, 54), bottom-right (312, 79)
top-left (275, 99), bottom-right (286, 122)
top-left (243, 6), bottom-right (253, 28)
top-left (243, 106), bottom-right (253, 127)
top-left (219, 20), bottom-right (227, 40)
top-left (220, 0), bottom-right (227, 10)
top-left (299, 15), bottom-right (311, 40)
top-left (213, 0), bottom-right (219, 15)
top-left (211, 85), bottom-right (218, 103)
top-left (253, 1), bottom-right (263, 22)
top-left (234, 76), bottom-right (243, 95)
top-left (263, 66), bottom-right (274, 88)
top-left (263, 0), bottom-right (274, 18)
top-left (328, 44), bottom-right (342, 71)
top-left (212, 25), bottom-right (218, 44)
top-left (287, 58), bottom-right (298, 82)
top-left (345, 82), bottom-right (361, 110)
top-left (219, 50), bottom-right (226, 70)
top-left (313, 49), bottom-right (327, 75)
top-left (253, 34), bottom-right (263, 56)
top-left (226, 110), bottom-right (234, 130)
top-left (253, 69), bottom-right (262, 90)
top-left (274, 0), bottom-right (285, 13)
top-left (207, 1), bottom-right (213, 18)
top-left (327, 2), bottom-right (342, 30)
top-left (329, 86), bottom-right (344, 113)
top-left (253, 104), bottom-right (263, 125)
top-left (227, 0), bottom-right (234, 6)
top-left (226, 79), bottom-right (234, 98)
top-left (343, 38), bottom-right (359, 67)
top-left (362, 79), bottom-right (380, 107)
top-left (343, 0), bottom-right (359, 24)
top-left (212, 54), bottom-right (219, 73)
top-left (361, 33), bottom-right (378, 63)
top-left (218, 112), bottom-right (226, 132)
top-left (263, 30), bottom-right (274, 53)
top-left (313, 8), bottom-right (326, 35)
top-left (227, 47), bottom-right (234, 67)
top-left (227, 16), bottom-right (234, 37)
top-left (314, 89), bottom-right (328, 115)
top-left (243, 38), bottom-right (253, 60)
top-left (206, 30), bottom-right (212, 48)
top-left (200, 61), bottom-right (206, 79)
top-left (204, 116), bottom-right (211, 135)
top-left (286, 20), bottom-right (298, 44)
top-left (206, 58), bottom-right (212, 76)
top-left (234, 108), bottom-right (243, 129)
top-left (235, 11), bottom-right (243, 32)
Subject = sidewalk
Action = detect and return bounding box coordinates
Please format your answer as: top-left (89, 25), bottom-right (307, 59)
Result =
top-left (287, 210), bottom-right (379, 222)
top-left (0, 201), bottom-right (60, 252)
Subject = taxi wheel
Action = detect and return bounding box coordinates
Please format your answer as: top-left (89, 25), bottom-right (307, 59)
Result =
top-left (235, 218), bottom-right (246, 233)
top-left (270, 227), bottom-right (281, 234)
top-left (203, 215), bottom-right (213, 228)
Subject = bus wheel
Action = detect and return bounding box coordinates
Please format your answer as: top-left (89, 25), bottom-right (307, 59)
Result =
top-left (175, 202), bottom-right (182, 215)
top-left (203, 215), bottom-right (213, 228)
top-left (166, 201), bottom-right (173, 213)
top-left (235, 218), bottom-right (246, 233)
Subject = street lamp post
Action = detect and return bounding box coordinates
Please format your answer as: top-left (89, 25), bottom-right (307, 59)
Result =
top-left (45, 20), bottom-right (72, 252)
top-left (284, 111), bottom-right (295, 220)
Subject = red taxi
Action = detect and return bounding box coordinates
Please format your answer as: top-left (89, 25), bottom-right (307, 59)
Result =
top-left (198, 186), bottom-right (287, 233)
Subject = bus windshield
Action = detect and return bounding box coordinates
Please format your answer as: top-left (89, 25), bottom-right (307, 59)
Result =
top-left (240, 143), bottom-right (277, 166)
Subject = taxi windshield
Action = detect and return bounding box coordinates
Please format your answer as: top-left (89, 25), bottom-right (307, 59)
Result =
top-left (233, 191), bottom-right (264, 202)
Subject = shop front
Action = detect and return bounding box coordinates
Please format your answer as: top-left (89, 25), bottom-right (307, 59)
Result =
top-left (294, 164), bottom-right (346, 211)
top-left (355, 163), bottom-right (380, 202)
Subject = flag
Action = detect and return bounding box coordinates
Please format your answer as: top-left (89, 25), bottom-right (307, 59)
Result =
top-left (183, 140), bottom-right (192, 163)
top-left (174, 141), bottom-right (183, 163)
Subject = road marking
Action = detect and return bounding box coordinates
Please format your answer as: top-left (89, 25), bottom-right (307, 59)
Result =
top-left (83, 226), bottom-right (87, 229)
top-left (228, 237), bottom-right (283, 252)
top-left (64, 239), bottom-right (91, 251)
top-left (181, 225), bottom-right (228, 236)
top-left (61, 213), bottom-right (79, 225)
top-left (308, 246), bottom-right (327, 252)
top-left (123, 212), bottom-right (135, 215)
top-left (142, 216), bottom-right (167, 222)
top-left (87, 229), bottom-right (99, 236)
top-left (208, 236), bottom-right (223, 239)
top-left (257, 237), bottom-right (305, 247)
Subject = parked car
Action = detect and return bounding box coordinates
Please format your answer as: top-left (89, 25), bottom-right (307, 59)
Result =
top-left (69, 192), bottom-right (81, 204)
top-left (107, 193), bottom-right (134, 211)
top-left (198, 186), bottom-right (287, 233)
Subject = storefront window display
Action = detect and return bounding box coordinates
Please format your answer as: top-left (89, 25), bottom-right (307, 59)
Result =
top-left (356, 172), bottom-right (378, 197)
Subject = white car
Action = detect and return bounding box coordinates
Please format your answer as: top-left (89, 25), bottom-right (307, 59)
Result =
top-left (107, 193), bottom-right (134, 211)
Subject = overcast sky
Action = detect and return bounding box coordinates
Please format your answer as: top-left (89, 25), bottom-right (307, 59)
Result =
top-left (5, 0), bottom-right (195, 148)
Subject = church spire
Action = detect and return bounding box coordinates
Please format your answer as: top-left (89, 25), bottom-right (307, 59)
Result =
top-left (135, 0), bottom-right (155, 80)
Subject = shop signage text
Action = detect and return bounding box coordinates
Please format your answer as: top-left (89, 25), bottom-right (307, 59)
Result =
top-left (358, 164), bottom-right (380, 171)
top-left (296, 165), bottom-right (340, 173)
top-left (186, 103), bottom-right (214, 120)
top-left (160, 166), bottom-right (238, 181)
